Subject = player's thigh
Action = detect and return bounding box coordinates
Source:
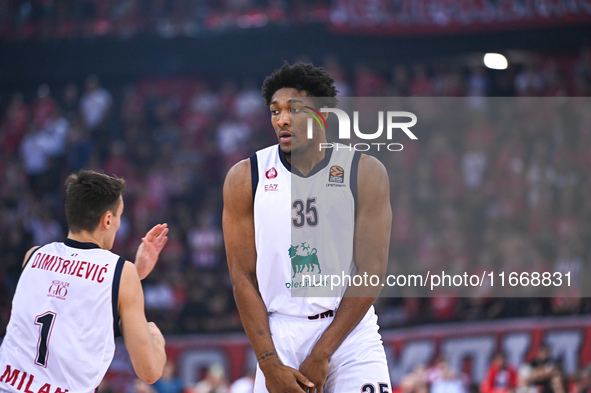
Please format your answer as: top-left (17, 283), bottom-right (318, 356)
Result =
top-left (325, 313), bottom-right (392, 393)
top-left (325, 354), bottom-right (391, 393)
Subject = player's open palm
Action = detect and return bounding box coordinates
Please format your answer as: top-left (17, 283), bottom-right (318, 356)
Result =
top-left (264, 363), bottom-right (314, 393)
top-left (299, 355), bottom-right (329, 393)
top-left (135, 223), bottom-right (169, 279)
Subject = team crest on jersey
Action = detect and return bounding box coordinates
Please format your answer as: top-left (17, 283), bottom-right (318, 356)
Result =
top-left (266, 167), bottom-right (278, 179)
top-left (288, 242), bottom-right (321, 278)
top-left (328, 166), bottom-right (344, 183)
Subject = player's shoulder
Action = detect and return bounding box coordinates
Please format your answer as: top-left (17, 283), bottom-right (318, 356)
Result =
top-left (358, 153), bottom-right (387, 177)
top-left (223, 157), bottom-right (255, 206)
top-left (224, 145), bottom-right (277, 187)
top-left (225, 158), bottom-right (251, 187)
top-left (22, 245), bottom-right (42, 268)
top-left (356, 153), bottom-right (389, 197)
top-left (121, 260), bottom-right (139, 279)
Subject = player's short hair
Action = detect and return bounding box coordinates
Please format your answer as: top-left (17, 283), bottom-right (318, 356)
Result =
top-left (65, 170), bottom-right (125, 233)
top-left (261, 61), bottom-right (339, 108)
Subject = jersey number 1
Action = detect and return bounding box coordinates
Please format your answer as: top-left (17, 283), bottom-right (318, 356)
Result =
top-left (34, 312), bottom-right (56, 367)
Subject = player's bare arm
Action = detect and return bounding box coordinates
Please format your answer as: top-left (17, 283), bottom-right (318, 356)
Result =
top-left (298, 154), bottom-right (392, 393)
top-left (223, 159), bottom-right (313, 393)
top-left (118, 261), bottom-right (167, 384)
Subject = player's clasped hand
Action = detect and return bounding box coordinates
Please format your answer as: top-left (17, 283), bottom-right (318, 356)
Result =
top-left (299, 354), bottom-right (329, 393)
top-left (262, 360), bottom-right (314, 393)
top-left (135, 223), bottom-right (169, 280)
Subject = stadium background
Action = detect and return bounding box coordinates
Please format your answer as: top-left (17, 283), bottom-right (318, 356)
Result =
top-left (1, 0), bottom-right (591, 392)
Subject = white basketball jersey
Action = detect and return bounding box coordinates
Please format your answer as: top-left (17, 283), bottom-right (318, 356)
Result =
top-left (252, 145), bottom-right (360, 317)
top-left (0, 239), bottom-right (125, 393)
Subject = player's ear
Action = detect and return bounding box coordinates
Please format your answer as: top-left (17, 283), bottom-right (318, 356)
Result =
top-left (321, 105), bottom-right (330, 121)
top-left (101, 210), bottom-right (113, 229)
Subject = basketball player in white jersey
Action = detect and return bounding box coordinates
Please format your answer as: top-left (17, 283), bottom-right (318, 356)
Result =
top-left (0, 170), bottom-right (168, 393)
top-left (223, 62), bottom-right (392, 393)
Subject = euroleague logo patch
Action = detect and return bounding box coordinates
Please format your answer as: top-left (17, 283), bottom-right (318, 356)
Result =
top-left (266, 167), bottom-right (277, 179)
top-left (328, 166), bottom-right (344, 183)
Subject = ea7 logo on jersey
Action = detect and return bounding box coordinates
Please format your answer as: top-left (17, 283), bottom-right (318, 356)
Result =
top-left (266, 167), bottom-right (277, 179)
top-left (264, 184), bottom-right (279, 192)
top-left (329, 166), bottom-right (344, 183)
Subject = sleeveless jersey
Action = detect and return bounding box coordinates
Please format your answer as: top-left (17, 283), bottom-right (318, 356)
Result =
top-left (0, 239), bottom-right (125, 393)
top-left (252, 144), bottom-right (360, 317)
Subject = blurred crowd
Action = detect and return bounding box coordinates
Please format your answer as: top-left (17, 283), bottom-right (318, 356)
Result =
top-left (1, 48), bottom-right (591, 338)
top-left (98, 360), bottom-right (254, 393)
top-left (397, 346), bottom-right (588, 393)
top-left (0, 0), bottom-right (331, 41)
top-left (105, 345), bottom-right (591, 393)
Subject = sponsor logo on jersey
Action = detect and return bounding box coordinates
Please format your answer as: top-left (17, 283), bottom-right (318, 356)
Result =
top-left (48, 280), bottom-right (69, 300)
top-left (264, 184), bottom-right (279, 192)
top-left (265, 167), bottom-right (277, 179)
top-left (288, 242), bottom-right (321, 278)
top-left (328, 165), bottom-right (344, 183)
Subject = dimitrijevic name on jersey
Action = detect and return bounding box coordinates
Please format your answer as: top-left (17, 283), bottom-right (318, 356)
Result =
top-left (29, 252), bottom-right (110, 283)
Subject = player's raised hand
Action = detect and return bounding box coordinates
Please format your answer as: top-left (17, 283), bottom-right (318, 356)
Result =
top-left (299, 354), bottom-right (329, 393)
top-left (135, 223), bottom-right (169, 280)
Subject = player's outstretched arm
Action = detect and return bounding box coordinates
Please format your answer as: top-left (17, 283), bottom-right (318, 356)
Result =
top-left (299, 154), bottom-right (392, 392)
top-left (134, 223), bottom-right (169, 280)
top-left (223, 159), bottom-right (313, 393)
top-left (119, 261), bottom-right (167, 384)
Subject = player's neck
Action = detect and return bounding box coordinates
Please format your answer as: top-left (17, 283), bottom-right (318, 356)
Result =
top-left (67, 231), bottom-right (105, 249)
top-left (288, 146), bottom-right (327, 177)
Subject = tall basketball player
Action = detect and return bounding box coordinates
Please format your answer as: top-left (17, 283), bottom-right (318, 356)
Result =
top-left (0, 170), bottom-right (168, 393)
top-left (223, 62), bottom-right (392, 393)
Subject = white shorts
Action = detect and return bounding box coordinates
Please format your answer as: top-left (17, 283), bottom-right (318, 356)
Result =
top-left (254, 307), bottom-right (391, 393)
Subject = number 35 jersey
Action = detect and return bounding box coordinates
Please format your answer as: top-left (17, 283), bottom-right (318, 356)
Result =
top-left (252, 144), bottom-right (360, 318)
top-left (0, 239), bottom-right (124, 393)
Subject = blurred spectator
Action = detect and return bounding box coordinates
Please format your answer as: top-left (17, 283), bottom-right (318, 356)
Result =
top-left (153, 361), bottom-right (183, 393)
top-left (27, 209), bottom-right (63, 246)
top-left (188, 212), bottom-right (224, 269)
top-left (526, 345), bottom-right (560, 393)
top-left (481, 353), bottom-right (518, 393)
top-left (577, 364), bottom-right (591, 393)
top-left (428, 358), bottom-right (467, 393)
top-left (20, 123), bottom-right (53, 195)
top-left (31, 84), bottom-right (57, 128)
top-left (400, 364), bottom-right (429, 393)
top-left (60, 82), bottom-right (80, 122)
top-left (0, 92), bottom-right (28, 156)
top-left (229, 368), bottom-right (255, 393)
top-left (97, 378), bottom-right (117, 393)
top-left (80, 74), bottom-right (112, 134)
top-left (188, 363), bottom-right (230, 393)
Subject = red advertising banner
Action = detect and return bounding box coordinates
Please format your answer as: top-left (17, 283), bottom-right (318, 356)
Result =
top-left (105, 316), bottom-right (591, 391)
top-left (329, 0), bottom-right (591, 35)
